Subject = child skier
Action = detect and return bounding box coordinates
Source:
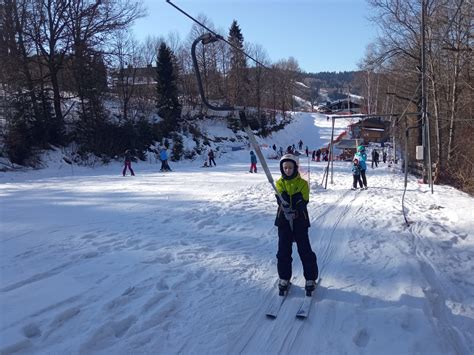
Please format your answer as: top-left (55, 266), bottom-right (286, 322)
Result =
top-left (122, 149), bottom-right (135, 176)
top-left (351, 158), bottom-right (363, 190)
top-left (274, 154), bottom-right (318, 295)
top-left (249, 151), bottom-right (257, 173)
top-left (159, 147), bottom-right (172, 172)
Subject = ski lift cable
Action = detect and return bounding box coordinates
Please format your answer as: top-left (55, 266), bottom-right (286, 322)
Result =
top-left (166, 0), bottom-right (270, 70)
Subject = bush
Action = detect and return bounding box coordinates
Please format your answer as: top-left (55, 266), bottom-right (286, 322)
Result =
top-left (227, 115), bottom-right (241, 133)
top-left (184, 150), bottom-right (196, 159)
top-left (171, 134), bottom-right (184, 161)
top-left (5, 119), bottom-right (33, 165)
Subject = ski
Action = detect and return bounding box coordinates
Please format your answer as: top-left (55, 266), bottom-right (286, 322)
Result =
top-left (265, 284), bottom-right (291, 318)
top-left (296, 295), bottom-right (313, 318)
top-left (296, 279), bottom-right (321, 319)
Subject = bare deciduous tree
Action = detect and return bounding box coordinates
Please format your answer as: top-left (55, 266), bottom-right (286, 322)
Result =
top-left (362, 0), bottom-right (473, 193)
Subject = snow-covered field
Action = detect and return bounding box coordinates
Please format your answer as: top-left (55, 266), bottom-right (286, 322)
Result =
top-left (1, 113), bottom-right (473, 354)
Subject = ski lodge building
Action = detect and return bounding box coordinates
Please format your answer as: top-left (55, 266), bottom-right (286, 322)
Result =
top-left (348, 117), bottom-right (390, 143)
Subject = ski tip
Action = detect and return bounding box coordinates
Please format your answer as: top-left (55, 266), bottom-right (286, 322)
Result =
top-left (266, 314), bottom-right (277, 319)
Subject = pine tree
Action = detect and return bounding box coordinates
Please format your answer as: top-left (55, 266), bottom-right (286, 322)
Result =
top-left (156, 43), bottom-right (181, 135)
top-left (228, 20), bottom-right (248, 106)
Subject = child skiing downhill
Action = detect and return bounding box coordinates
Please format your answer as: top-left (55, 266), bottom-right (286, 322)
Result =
top-left (275, 154), bottom-right (318, 295)
top-left (249, 151), bottom-right (257, 173)
top-left (351, 158), bottom-right (363, 190)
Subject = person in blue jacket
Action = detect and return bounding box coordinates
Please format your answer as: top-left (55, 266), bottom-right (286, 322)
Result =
top-left (354, 145), bottom-right (368, 189)
top-left (249, 151), bottom-right (257, 173)
top-left (159, 147), bottom-right (171, 172)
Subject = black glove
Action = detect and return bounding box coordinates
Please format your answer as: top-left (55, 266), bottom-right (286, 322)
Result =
top-left (292, 192), bottom-right (307, 211)
top-left (281, 204), bottom-right (296, 221)
top-left (275, 191), bottom-right (290, 206)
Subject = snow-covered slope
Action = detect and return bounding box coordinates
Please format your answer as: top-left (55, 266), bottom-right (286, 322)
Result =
top-left (260, 111), bottom-right (352, 151)
top-left (1, 112), bottom-right (473, 354)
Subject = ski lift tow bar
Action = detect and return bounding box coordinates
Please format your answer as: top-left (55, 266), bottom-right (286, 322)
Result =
top-left (190, 33), bottom-right (293, 229)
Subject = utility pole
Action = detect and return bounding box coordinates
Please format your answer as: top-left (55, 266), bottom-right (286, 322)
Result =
top-left (330, 116), bottom-right (335, 184)
top-left (347, 84), bottom-right (351, 113)
top-left (421, 0), bottom-right (434, 193)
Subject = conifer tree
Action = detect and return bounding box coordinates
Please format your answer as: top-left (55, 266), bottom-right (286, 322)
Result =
top-left (227, 20), bottom-right (248, 106)
top-left (156, 42), bottom-right (181, 134)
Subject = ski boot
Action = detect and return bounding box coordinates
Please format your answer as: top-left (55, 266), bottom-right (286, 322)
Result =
top-left (278, 279), bottom-right (290, 296)
top-left (305, 280), bottom-right (316, 296)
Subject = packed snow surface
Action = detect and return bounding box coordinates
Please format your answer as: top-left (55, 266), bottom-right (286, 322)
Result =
top-left (1, 113), bottom-right (473, 354)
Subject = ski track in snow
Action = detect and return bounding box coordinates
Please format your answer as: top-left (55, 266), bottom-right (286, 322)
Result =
top-left (1, 112), bottom-right (473, 354)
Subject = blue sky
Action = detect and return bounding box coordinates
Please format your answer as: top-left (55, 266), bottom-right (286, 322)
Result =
top-left (132, 0), bottom-right (376, 73)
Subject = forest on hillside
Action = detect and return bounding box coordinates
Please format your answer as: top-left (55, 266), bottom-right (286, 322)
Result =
top-left (0, 0), bottom-right (309, 167)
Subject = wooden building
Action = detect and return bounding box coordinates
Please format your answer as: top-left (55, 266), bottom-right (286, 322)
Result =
top-left (349, 117), bottom-right (390, 143)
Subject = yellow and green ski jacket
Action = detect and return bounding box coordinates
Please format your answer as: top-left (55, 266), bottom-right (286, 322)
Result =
top-left (274, 174), bottom-right (310, 228)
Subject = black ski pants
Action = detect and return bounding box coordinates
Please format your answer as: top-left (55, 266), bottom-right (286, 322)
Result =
top-left (277, 224), bottom-right (318, 281)
top-left (360, 169), bottom-right (367, 187)
top-left (353, 174), bottom-right (363, 188)
top-left (160, 160), bottom-right (171, 171)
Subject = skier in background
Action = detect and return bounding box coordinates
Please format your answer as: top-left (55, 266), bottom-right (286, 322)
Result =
top-left (322, 150), bottom-right (328, 162)
top-left (274, 154), bottom-right (318, 295)
top-left (159, 147), bottom-right (172, 172)
top-left (208, 148), bottom-right (216, 167)
top-left (305, 146), bottom-right (309, 157)
top-left (315, 149), bottom-right (321, 162)
top-left (354, 145), bottom-right (368, 189)
top-left (371, 149), bottom-right (379, 168)
top-left (122, 149), bottom-right (135, 177)
top-left (249, 151), bottom-right (257, 173)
